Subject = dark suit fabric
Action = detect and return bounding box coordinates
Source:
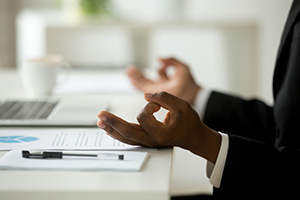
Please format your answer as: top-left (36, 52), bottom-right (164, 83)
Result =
top-left (203, 0), bottom-right (300, 198)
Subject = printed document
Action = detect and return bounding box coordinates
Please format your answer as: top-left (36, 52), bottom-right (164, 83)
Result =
top-left (0, 129), bottom-right (141, 151)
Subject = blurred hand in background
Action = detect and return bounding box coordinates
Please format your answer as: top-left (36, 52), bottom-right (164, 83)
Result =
top-left (127, 57), bottom-right (201, 105)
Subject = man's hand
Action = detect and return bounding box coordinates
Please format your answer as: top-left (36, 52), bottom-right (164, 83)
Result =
top-left (97, 92), bottom-right (221, 164)
top-left (127, 58), bottom-right (201, 105)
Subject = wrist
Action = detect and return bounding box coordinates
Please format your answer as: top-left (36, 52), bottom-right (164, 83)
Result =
top-left (185, 85), bottom-right (201, 105)
top-left (189, 126), bottom-right (221, 164)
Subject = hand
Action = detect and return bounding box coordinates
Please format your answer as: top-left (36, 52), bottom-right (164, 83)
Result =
top-left (97, 92), bottom-right (221, 164)
top-left (127, 58), bottom-right (201, 105)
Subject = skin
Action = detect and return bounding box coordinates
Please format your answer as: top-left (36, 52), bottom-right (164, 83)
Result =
top-left (97, 58), bottom-right (221, 164)
top-left (127, 58), bottom-right (201, 105)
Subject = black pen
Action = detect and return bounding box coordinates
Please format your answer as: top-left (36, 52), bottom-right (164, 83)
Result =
top-left (22, 150), bottom-right (124, 160)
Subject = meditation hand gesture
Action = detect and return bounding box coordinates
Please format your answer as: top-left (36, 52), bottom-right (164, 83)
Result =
top-left (97, 92), bottom-right (221, 164)
top-left (127, 58), bottom-right (201, 105)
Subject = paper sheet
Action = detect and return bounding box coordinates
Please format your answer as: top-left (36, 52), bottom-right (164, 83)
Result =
top-left (0, 150), bottom-right (148, 171)
top-left (0, 129), bottom-right (142, 151)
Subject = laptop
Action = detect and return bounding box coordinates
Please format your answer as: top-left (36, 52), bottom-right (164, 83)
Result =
top-left (0, 99), bottom-right (107, 127)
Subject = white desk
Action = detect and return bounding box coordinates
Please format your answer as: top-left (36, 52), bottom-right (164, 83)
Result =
top-left (0, 69), bottom-right (212, 200)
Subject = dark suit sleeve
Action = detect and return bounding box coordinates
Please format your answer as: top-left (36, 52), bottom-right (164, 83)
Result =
top-left (203, 91), bottom-right (276, 145)
top-left (203, 92), bottom-right (300, 198)
top-left (213, 134), bottom-right (300, 199)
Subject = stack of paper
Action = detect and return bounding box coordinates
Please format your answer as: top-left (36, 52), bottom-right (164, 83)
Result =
top-left (0, 129), bottom-right (152, 171)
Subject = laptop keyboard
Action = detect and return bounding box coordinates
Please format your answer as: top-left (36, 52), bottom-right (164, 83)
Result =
top-left (0, 101), bottom-right (59, 120)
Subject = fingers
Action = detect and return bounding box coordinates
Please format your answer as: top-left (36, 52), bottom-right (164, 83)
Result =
top-left (97, 110), bottom-right (149, 145)
top-left (158, 67), bottom-right (168, 81)
top-left (158, 57), bottom-right (188, 71)
top-left (97, 119), bottom-right (140, 146)
top-left (137, 102), bottom-right (164, 132)
top-left (126, 66), bottom-right (153, 92)
top-left (144, 92), bottom-right (188, 114)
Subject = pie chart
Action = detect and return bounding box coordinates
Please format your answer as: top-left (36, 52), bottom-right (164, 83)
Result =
top-left (0, 136), bottom-right (39, 143)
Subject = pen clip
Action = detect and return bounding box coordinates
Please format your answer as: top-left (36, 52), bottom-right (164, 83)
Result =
top-left (22, 150), bottom-right (31, 158)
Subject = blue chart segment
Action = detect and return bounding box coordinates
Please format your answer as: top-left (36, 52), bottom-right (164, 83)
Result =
top-left (0, 136), bottom-right (39, 143)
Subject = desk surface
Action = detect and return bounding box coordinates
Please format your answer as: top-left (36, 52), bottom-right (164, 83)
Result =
top-left (0, 69), bottom-right (212, 200)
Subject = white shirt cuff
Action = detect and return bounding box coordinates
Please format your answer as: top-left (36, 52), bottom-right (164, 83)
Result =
top-left (193, 88), bottom-right (211, 119)
top-left (206, 132), bottom-right (229, 188)
top-left (193, 89), bottom-right (229, 188)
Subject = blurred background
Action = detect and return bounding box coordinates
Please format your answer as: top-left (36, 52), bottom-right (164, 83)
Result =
top-left (0, 0), bottom-right (293, 104)
top-left (0, 0), bottom-right (294, 195)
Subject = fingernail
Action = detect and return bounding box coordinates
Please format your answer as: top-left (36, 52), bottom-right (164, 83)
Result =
top-left (144, 93), bottom-right (153, 98)
top-left (100, 115), bottom-right (107, 122)
top-left (97, 120), bottom-right (106, 129)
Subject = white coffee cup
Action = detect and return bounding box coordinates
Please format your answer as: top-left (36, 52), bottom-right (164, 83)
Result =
top-left (21, 55), bottom-right (71, 97)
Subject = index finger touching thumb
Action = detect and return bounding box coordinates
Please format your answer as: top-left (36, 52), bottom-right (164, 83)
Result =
top-left (144, 92), bottom-right (187, 113)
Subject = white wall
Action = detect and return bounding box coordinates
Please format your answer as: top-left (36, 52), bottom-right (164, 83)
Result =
top-left (181, 0), bottom-right (293, 103)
